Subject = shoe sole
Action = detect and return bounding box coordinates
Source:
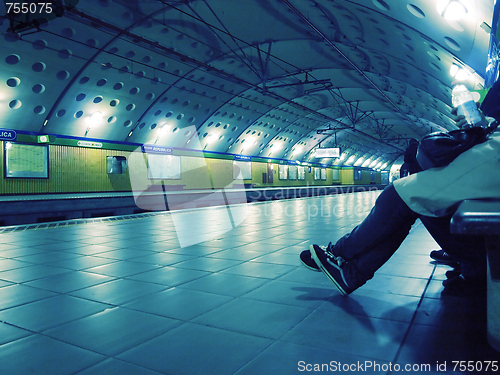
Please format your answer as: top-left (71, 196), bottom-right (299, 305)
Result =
top-left (310, 244), bottom-right (348, 296)
top-left (301, 261), bottom-right (321, 272)
top-left (300, 251), bottom-right (321, 272)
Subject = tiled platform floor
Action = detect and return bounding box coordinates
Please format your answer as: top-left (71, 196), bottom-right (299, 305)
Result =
top-left (0, 190), bottom-right (498, 374)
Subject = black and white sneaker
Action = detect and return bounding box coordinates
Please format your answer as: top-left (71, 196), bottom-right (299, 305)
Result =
top-left (310, 243), bottom-right (358, 295)
top-left (430, 249), bottom-right (459, 266)
top-left (300, 249), bottom-right (320, 271)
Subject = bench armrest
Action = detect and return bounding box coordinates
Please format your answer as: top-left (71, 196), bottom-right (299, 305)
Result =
top-left (450, 199), bottom-right (500, 236)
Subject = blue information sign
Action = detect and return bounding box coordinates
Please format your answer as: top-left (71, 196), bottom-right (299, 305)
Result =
top-left (0, 129), bottom-right (17, 141)
top-left (142, 145), bottom-right (173, 154)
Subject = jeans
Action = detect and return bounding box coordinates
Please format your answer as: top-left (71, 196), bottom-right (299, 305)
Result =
top-left (333, 184), bottom-right (419, 281)
top-left (420, 215), bottom-right (486, 278)
top-left (332, 184), bottom-right (486, 283)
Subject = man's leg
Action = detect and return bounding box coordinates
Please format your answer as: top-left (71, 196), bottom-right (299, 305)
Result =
top-left (420, 215), bottom-right (486, 279)
top-left (311, 185), bottom-right (419, 294)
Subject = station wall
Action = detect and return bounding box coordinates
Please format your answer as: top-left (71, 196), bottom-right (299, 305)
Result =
top-left (0, 139), bottom-right (384, 195)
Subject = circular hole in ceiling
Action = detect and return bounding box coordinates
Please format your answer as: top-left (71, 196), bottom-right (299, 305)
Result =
top-left (429, 62), bottom-right (441, 71)
top-left (124, 120), bottom-right (133, 127)
top-left (444, 37), bottom-right (461, 51)
top-left (56, 109), bottom-right (66, 117)
top-left (121, 12), bottom-right (132, 20)
top-left (9, 100), bottom-right (22, 109)
top-left (32, 83), bottom-right (45, 93)
top-left (58, 49), bottom-right (72, 59)
top-left (427, 51), bottom-right (441, 61)
top-left (165, 111), bottom-right (173, 118)
top-left (97, 78), bottom-right (107, 87)
top-left (126, 103), bottom-right (136, 111)
top-left (113, 82), bottom-right (124, 90)
top-left (34, 105), bottom-right (46, 115)
top-left (32, 39), bottom-right (48, 50)
top-left (76, 93), bottom-right (86, 101)
top-left (407, 4), bottom-right (425, 18)
top-left (7, 77), bottom-right (21, 87)
top-left (61, 27), bottom-right (75, 38)
top-left (79, 76), bottom-right (90, 84)
top-left (86, 39), bottom-right (99, 48)
top-left (93, 96), bottom-right (103, 104)
top-left (5, 54), bottom-right (20, 64)
top-left (145, 93), bottom-right (155, 100)
top-left (110, 99), bottom-right (119, 107)
top-left (101, 62), bottom-right (112, 71)
top-left (57, 70), bottom-right (70, 80)
top-left (151, 123), bottom-right (157, 130)
top-left (74, 110), bottom-right (83, 118)
top-left (32, 62), bottom-right (46, 72)
top-left (130, 87), bottom-right (139, 95)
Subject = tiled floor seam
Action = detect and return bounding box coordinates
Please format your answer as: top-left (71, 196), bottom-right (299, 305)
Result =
top-left (388, 264), bottom-right (438, 373)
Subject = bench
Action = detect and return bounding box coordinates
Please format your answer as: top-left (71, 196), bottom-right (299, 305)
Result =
top-left (451, 199), bottom-right (500, 352)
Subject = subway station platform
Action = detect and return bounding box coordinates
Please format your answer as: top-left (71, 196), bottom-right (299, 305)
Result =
top-left (0, 190), bottom-right (498, 374)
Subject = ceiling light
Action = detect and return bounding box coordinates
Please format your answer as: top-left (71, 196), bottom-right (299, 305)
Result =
top-left (89, 111), bottom-right (102, 125)
top-left (437, 0), bottom-right (467, 20)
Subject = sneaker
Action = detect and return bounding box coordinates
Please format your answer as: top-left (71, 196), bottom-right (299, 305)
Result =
top-left (300, 249), bottom-right (320, 271)
top-left (430, 249), bottom-right (459, 266)
top-left (310, 243), bottom-right (358, 295)
top-left (442, 273), bottom-right (486, 296)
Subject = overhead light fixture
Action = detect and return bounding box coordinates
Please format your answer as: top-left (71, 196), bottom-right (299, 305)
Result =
top-left (450, 64), bottom-right (472, 81)
top-left (437, 0), bottom-right (468, 20)
top-left (89, 111), bottom-right (103, 125)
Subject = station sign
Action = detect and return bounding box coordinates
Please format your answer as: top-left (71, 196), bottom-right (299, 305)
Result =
top-left (142, 145), bottom-right (173, 154)
top-left (77, 140), bottom-right (103, 148)
top-left (234, 155), bottom-right (251, 161)
top-left (0, 129), bottom-right (17, 141)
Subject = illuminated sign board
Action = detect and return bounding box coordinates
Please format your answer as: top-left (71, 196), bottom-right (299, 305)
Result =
top-left (314, 148), bottom-right (340, 158)
top-left (0, 129), bottom-right (17, 141)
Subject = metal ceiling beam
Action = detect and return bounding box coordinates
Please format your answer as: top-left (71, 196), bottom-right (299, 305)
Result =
top-left (282, 0), bottom-right (419, 129)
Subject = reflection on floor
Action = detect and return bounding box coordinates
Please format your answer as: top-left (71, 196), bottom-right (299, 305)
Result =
top-left (0, 190), bottom-right (498, 374)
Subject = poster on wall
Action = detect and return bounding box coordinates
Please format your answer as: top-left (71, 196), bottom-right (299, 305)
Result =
top-left (297, 166), bottom-right (305, 180)
top-left (321, 168), bottom-right (327, 180)
top-left (278, 164), bottom-right (288, 180)
top-left (4, 142), bottom-right (49, 178)
top-left (147, 153), bottom-right (181, 179)
top-left (233, 160), bottom-right (252, 179)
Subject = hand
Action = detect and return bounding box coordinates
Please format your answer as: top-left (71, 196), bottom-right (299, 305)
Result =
top-left (450, 106), bottom-right (467, 128)
top-left (451, 102), bottom-right (487, 128)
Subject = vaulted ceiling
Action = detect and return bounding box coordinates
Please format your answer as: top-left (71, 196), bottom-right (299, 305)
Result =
top-left (0, 0), bottom-right (494, 170)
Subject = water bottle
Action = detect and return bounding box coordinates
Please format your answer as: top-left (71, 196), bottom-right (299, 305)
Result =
top-left (451, 85), bottom-right (485, 128)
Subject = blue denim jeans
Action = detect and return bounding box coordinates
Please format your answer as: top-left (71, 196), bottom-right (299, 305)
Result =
top-left (333, 184), bottom-right (486, 283)
top-left (333, 184), bottom-right (419, 281)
